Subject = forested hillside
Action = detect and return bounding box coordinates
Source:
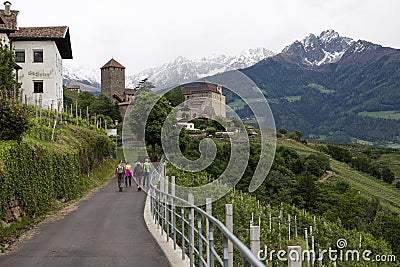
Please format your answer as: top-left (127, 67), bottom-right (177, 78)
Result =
top-left (207, 35), bottom-right (400, 146)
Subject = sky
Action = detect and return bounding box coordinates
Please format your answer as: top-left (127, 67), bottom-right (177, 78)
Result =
top-left (11, 0), bottom-right (400, 74)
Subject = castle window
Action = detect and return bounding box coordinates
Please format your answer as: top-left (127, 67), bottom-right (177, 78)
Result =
top-left (33, 81), bottom-right (43, 93)
top-left (33, 50), bottom-right (43, 62)
top-left (15, 51), bottom-right (25, 63)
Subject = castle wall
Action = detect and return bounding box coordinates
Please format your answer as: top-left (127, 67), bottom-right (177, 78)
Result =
top-left (101, 67), bottom-right (125, 102)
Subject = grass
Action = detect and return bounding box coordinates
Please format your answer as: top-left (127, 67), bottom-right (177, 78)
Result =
top-left (227, 99), bottom-right (246, 110)
top-left (284, 95), bottom-right (302, 102)
top-left (228, 98), bottom-right (279, 110)
top-left (277, 138), bottom-right (400, 213)
top-left (377, 153), bottom-right (400, 177)
top-left (306, 83), bottom-right (335, 94)
top-left (358, 111), bottom-right (400, 120)
top-left (330, 160), bottom-right (400, 214)
top-left (82, 159), bottom-right (118, 189)
top-left (278, 138), bottom-right (317, 155)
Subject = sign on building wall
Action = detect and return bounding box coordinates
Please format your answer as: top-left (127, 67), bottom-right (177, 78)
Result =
top-left (27, 69), bottom-right (54, 79)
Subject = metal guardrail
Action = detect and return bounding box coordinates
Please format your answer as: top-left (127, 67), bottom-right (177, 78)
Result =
top-left (148, 159), bottom-right (265, 267)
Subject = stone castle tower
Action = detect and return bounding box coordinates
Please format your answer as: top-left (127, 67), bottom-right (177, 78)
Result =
top-left (100, 58), bottom-right (125, 102)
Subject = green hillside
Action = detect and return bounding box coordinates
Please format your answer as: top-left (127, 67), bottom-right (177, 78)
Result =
top-left (281, 139), bottom-right (400, 213)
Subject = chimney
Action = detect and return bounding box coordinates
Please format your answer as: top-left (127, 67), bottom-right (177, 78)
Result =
top-left (4, 1), bottom-right (11, 16)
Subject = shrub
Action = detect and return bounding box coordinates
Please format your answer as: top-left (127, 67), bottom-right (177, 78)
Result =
top-left (0, 100), bottom-right (30, 141)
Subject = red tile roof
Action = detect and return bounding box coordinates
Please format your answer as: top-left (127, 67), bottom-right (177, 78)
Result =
top-left (0, 10), bottom-right (18, 32)
top-left (10, 26), bottom-right (73, 59)
top-left (10, 26), bottom-right (68, 39)
top-left (182, 81), bottom-right (221, 95)
top-left (101, 58), bottom-right (125, 69)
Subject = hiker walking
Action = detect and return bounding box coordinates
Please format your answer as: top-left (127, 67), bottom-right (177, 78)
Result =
top-left (125, 161), bottom-right (133, 187)
top-left (133, 161), bottom-right (144, 191)
top-left (143, 158), bottom-right (151, 187)
top-left (116, 160), bottom-right (125, 192)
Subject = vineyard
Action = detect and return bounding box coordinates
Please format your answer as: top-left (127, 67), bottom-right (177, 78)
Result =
top-left (164, 134), bottom-right (400, 266)
top-left (0, 103), bottom-right (117, 250)
top-left (166, 166), bottom-right (396, 266)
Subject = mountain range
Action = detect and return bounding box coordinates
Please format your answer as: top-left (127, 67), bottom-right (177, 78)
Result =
top-left (63, 29), bottom-right (400, 146)
top-left (215, 30), bottom-right (400, 145)
top-left (62, 48), bottom-right (275, 92)
top-left (62, 63), bottom-right (101, 92)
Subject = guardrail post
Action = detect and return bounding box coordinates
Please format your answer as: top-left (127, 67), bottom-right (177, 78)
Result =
top-left (206, 198), bottom-right (212, 267)
top-left (162, 161), bottom-right (167, 177)
top-left (209, 221), bottom-right (215, 267)
top-left (160, 177), bottom-right (165, 235)
top-left (197, 212), bottom-right (203, 267)
top-left (226, 204), bottom-right (233, 267)
top-left (181, 206), bottom-right (185, 260)
top-left (188, 194), bottom-right (195, 267)
top-left (250, 225), bottom-right (260, 263)
top-left (288, 246), bottom-right (302, 267)
top-left (171, 176), bottom-right (176, 250)
top-left (157, 190), bottom-right (160, 228)
top-left (165, 176), bottom-right (169, 242)
top-left (150, 190), bottom-right (154, 218)
top-left (223, 234), bottom-right (229, 267)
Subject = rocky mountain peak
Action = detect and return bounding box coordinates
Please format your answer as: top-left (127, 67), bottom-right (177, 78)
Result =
top-left (282, 30), bottom-right (354, 66)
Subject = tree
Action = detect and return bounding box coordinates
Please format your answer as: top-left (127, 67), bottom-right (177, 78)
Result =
top-left (205, 126), bottom-right (216, 137)
top-left (290, 130), bottom-right (304, 141)
top-left (135, 78), bottom-right (155, 95)
top-left (278, 128), bottom-right (288, 135)
top-left (0, 99), bottom-right (29, 141)
top-left (381, 167), bottom-right (395, 184)
top-left (327, 144), bottom-right (352, 163)
top-left (298, 173), bottom-right (319, 208)
top-left (89, 94), bottom-right (121, 121)
top-left (0, 43), bottom-right (28, 141)
top-left (164, 86), bottom-right (185, 107)
top-left (78, 91), bottom-right (96, 111)
top-left (0, 42), bottom-right (21, 100)
top-left (63, 86), bottom-right (78, 111)
top-left (127, 92), bottom-right (173, 161)
top-left (304, 153), bottom-right (330, 177)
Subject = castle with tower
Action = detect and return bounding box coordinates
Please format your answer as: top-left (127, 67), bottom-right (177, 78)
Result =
top-left (100, 58), bottom-right (135, 116)
top-left (100, 58), bottom-right (226, 120)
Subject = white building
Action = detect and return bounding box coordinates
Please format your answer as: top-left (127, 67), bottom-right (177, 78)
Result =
top-left (0, 2), bottom-right (72, 110)
top-left (177, 122), bottom-right (198, 131)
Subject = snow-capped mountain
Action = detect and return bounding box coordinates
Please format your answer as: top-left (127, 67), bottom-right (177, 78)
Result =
top-left (63, 62), bottom-right (101, 91)
top-left (62, 48), bottom-right (274, 92)
top-left (282, 29), bottom-right (354, 66)
top-left (62, 30), bottom-right (359, 92)
top-left (125, 48), bottom-right (275, 91)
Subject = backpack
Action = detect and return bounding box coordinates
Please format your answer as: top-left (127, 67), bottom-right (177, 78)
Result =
top-left (134, 164), bottom-right (144, 176)
top-left (117, 165), bottom-right (124, 174)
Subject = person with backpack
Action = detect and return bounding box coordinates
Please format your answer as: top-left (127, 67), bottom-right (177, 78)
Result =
top-left (125, 161), bottom-right (133, 187)
top-left (133, 161), bottom-right (144, 191)
top-left (116, 160), bottom-right (125, 192)
top-left (143, 158), bottom-right (151, 188)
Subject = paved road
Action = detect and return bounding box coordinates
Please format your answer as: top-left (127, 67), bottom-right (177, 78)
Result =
top-left (0, 178), bottom-right (170, 267)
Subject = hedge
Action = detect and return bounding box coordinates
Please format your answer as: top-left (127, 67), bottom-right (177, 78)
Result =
top-left (0, 124), bottom-right (114, 220)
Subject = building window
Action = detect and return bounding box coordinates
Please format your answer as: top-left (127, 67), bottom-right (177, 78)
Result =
top-left (33, 81), bottom-right (43, 93)
top-left (15, 51), bottom-right (25, 62)
top-left (33, 50), bottom-right (43, 62)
